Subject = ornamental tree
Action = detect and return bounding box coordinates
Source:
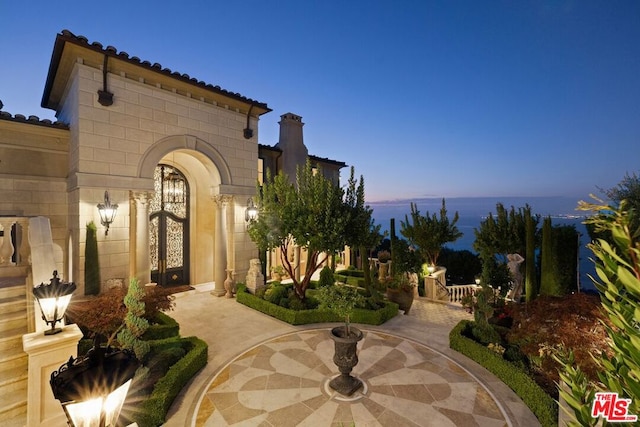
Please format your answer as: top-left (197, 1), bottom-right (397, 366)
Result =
top-left (400, 199), bottom-right (462, 267)
top-left (248, 161), bottom-right (370, 301)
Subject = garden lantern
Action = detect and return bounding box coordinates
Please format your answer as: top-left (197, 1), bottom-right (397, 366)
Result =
top-left (33, 270), bottom-right (76, 335)
top-left (50, 344), bottom-right (139, 427)
top-left (245, 197), bottom-right (258, 222)
top-left (97, 191), bottom-right (118, 235)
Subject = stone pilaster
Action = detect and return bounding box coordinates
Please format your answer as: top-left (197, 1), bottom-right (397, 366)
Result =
top-left (131, 191), bottom-right (152, 285)
top-left (211, 195), bottom-right (232, 296)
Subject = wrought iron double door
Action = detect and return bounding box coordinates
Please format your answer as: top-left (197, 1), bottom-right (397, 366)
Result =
top-left (150, 165), bottom-right (189, 286)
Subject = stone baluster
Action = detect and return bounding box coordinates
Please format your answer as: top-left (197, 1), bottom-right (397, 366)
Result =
top-left (0, 218), bottom-right (16, 265)
top-left (16, 218), bottom-right (30, 266)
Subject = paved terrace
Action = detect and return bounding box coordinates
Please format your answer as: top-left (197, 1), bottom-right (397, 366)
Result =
top-left (160, 287), bottom-right (540, 427)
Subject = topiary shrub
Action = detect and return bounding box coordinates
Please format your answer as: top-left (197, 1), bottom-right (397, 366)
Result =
top-left (117, 278), bottom-right (151, 361)
top-left (84, 221), bottom-right (100, 295)
top-left (318, 265), bottom-right (335, 287)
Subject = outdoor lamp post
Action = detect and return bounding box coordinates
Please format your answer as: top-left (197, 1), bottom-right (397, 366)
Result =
top-left (97, 191), bottom-right (118, 235)
top-left (245, 197), bottom-right (258, 222)
top-left (32, 270), bottom-right (76, 335)
top-left (50, 343), bottom-right (139, 427)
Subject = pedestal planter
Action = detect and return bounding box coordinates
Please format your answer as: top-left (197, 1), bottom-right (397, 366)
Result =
top-left (329, 326), bottom-right (363, 396)
top-left (386, 287), bottom-right (414, 314)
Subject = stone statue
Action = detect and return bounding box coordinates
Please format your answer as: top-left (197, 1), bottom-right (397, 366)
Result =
top-left (245, 258), bottom-right (265, 294)
top-left (506, 253), bottom-right (525, 301)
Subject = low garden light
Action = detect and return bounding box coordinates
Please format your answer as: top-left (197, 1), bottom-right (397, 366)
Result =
top-left (97, 191), bottom-right (118, 235)
top-left (50, 343), bottom-right (139, 427)
top-left (245, 197), bottom-right (258, 222)
top-left (32, 270), bottom-right (76, 335)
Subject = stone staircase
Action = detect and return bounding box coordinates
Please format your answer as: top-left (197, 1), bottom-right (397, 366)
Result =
top-left (0, 271), bottom-right (29, 426)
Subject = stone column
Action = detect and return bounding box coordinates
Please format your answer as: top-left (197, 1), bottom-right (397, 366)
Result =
top-left (22, 324), bottom-right (83, 427)
top-left (211, 195), bottom-right (232, 296)
top-left (132, 192), bottom-right (152, 285)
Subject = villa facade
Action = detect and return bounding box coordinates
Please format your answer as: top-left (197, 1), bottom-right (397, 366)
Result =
top-left (0, 29), bottom-right (345, 296)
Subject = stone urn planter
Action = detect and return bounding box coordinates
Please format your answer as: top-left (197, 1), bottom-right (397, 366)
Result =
top-left (386, 286), bottom-right (415, 314)
top-left (329, 326), bottom-right (364, 396)
top-left (316, 284), bottom-right (367, 396)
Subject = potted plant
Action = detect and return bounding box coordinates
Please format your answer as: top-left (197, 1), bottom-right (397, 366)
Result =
top-left (317, 284), bottom-right (366, 396)
top-left (385, 272), bottom-right (416, 314)
top-left (270, 264), bottom-right (286, 281)
top-left (377, 250), bottom-right (391, 279)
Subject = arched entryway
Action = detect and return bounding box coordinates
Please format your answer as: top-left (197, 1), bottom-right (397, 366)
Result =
top-left (149, 164), bottom-right (190, 286)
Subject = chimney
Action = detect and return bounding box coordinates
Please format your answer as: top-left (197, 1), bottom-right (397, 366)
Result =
top-left (275, 113), bottom-right (308, 180)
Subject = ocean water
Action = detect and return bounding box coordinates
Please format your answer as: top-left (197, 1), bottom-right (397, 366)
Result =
top-left (369, 196), bottom-right (598, 291)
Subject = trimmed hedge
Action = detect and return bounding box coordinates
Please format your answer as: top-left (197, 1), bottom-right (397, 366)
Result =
top-left (135, 336), bottom-right (208, 427)
top-left (142, 311), bottom-right (180, 340)
top-left (236, 284), bottom-right (398, 325)
top-left (449, 320), bottom-right (558, 427)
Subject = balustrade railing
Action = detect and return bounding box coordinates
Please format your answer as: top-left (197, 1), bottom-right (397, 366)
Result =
top-left (0, 216), bottom-right (31, 268)
top-left (447, 284), bottom-right (482, 305)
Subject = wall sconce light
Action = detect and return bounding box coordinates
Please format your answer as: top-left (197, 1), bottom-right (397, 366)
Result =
top-left (50, 342), bottom-right (139, 427)
top-left (32, 270), bottom-right (76, 335)
top-left (475, 277), bottom-right (481, 285)
top-left (427, 265), bottom-right (436, 275)
top-left (97, 191), bottom-right (118, 235)
top-left (245, 197), bottom-right (258, 222)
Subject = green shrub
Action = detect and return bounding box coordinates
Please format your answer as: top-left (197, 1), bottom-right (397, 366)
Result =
top-left (142, 312), bottom-right (179, 340)
top-left (264, 284), bottom-right (288, 305)
top-left (450, 320), bottom-right (557, 427)
top-left (84, 221), bottom-right (100, 295)
top-left (318, 266), bottom-right (335, 287)
top-left (236, 284), bottom-right (398, 325)
top-left (134, 336), bottom-right (208, 427)
top-left (335, 269), bottom-right (365, 277)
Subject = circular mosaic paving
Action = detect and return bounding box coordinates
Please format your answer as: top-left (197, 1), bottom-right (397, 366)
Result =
top-left (193, 329), bottom-right (508, 426)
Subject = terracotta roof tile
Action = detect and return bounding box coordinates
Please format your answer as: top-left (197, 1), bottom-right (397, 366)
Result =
top-left (45, 30), bottom-right (270, 111)
top-left (0, 111), bottom-right (69, 129)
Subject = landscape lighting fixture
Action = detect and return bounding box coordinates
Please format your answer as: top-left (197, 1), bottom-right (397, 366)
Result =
top-left (50, 343), bottom-right (139, 427)
top-left (32, 270), bottom-right (76, 335)
top-left (97, 191), bottom-right (118, 235)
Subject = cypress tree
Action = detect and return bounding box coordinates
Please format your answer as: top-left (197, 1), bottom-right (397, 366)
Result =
top-left (525, 210), bottom-right (537, 301)
top-left (84, 221), bottom-right (100, 295)
top-left (540, 217), bottom-right (562, 296)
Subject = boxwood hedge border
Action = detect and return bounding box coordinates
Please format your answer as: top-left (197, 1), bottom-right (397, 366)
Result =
top-left (236, 284), bottom-right (398, 325)
top-left (449, 320), bottom-right (558, 427)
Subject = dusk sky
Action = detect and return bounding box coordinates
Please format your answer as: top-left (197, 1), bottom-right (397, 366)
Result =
top-left (1, 1), bottom-right (639, 202)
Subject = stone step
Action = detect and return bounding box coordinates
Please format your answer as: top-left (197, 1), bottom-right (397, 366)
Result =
top-left (0, 311), bottom-right (27, 332)
top-left (0, 397), bottom-right (27, 427)
top-left (0, 371), bottom-right (27, 399)
top-left (0, 330), bottom-right (25, 353)
top-left (0, 346), bottom-right (27, 373)
top-left (0, 294), bottom-right (27, 316)
top-left (0, 267), bottom-right (28, 280)
top-left (0, 283), bottom-right (25, 301)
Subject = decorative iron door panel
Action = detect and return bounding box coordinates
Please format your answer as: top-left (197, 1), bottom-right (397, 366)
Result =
top-left (150, 165), bottom-right (189, 286)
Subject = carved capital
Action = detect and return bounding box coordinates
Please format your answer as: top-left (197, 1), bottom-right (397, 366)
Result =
top-left (212, 194), bottom-right (234, 207)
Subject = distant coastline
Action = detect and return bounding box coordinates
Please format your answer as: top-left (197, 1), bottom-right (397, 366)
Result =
top-left (369, 196), bottom-right (597, 291)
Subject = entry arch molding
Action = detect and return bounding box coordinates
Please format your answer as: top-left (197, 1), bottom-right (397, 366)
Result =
top-left (138, 134), bottom-right (233, 185)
